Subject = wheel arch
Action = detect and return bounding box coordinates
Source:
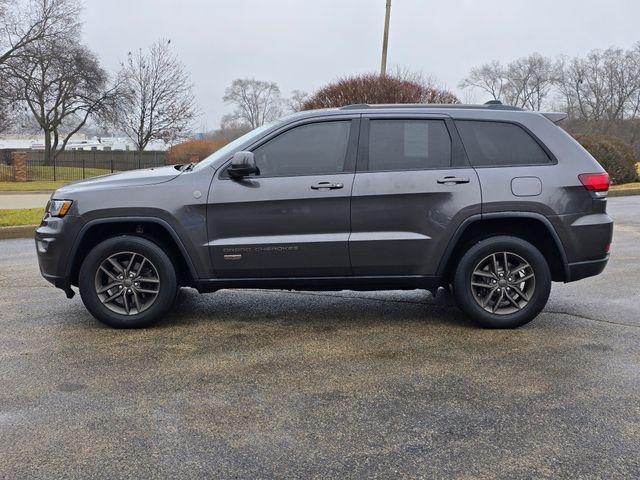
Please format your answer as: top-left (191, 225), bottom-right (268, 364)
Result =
top-left (437, 212), bottom-right (570, 283)
top-left (67, 217), bottom-right (198, 287)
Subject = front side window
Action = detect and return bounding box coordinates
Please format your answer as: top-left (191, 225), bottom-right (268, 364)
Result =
top-left (367, 119), bottom-right (452, 171)
top-left (455, 120), bottom-right (551, 167)
top-left (252, 121), bottom-right (351, 177)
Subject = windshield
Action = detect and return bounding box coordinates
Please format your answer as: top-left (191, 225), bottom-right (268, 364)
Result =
top-left (192, 123), bottom-right (275, 171)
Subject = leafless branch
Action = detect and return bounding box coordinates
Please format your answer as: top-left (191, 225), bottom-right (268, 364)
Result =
top-left (111, 39), bottom-right (197, 151)
top-left (6, 37), bottom-right (118, 163)
top-left (223, 78), bottom-right (283, 129)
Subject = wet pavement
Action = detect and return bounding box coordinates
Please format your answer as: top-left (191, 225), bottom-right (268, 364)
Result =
top-left (0, 197), bottom-right (639, 479)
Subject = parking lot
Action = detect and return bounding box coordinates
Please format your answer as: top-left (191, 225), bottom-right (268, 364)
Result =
top-left (0, 197), bottom-right (639, 479)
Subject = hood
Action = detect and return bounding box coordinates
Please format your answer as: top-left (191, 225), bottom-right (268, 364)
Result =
top-left (54, 165), bottom-right (182, 196)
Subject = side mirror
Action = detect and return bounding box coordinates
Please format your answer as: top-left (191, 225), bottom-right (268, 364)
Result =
top-left (227, 151), bottom-right (259, 179)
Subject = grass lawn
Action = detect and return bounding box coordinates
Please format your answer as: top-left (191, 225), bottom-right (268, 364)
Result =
top-left (0, 181), bottom-right (69, 192)
top-left (0, 208), bottom-right (44, 227)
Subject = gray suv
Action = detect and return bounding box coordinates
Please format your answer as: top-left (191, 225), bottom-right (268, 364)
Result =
top-left (35, 102), bottom-right (613, 329)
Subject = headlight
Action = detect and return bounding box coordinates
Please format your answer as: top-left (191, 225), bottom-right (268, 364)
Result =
top-left (46, 199), bottom-right (73, 217)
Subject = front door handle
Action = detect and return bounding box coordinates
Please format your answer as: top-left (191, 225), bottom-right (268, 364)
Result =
top-left (437, 176), bottom-right (470, 184)
top-left (311, 181), bottom-right (344, 190)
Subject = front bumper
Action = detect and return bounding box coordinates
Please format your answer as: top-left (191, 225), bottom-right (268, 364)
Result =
top-left (40, 272), bottom-right (75, 298)
top-left (35, 215), bottom-right (84, 297)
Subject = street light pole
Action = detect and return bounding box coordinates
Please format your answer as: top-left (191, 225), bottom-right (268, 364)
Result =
top-left (380, 0), bottom-right (392, 77)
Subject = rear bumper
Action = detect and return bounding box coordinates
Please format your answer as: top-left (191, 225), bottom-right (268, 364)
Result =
top-left (566, 256), bottom-right (609, 282)
top-left (550, 212), bottom-right (613, 282)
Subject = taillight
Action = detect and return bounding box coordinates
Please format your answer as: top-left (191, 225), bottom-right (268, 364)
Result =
top-left (579, 173), bottom-right (610, 197)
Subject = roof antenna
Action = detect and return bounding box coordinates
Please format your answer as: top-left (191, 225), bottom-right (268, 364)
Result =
top-left (484, 100), bottom-right (503, 105)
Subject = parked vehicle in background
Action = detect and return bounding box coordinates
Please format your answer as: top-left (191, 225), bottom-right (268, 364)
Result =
top-left (35, 102), bottom-right (613, 329)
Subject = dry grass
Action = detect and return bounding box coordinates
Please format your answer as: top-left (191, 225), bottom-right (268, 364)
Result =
top-left (611, 182), bottom-right (640, 190)
top-left (0, 181), bottom-right (69, 192)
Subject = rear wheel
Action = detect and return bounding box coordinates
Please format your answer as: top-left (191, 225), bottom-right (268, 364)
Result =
top-left (79, 236), bottom-right (178, 328)
top-left (453, 236), bottom-right (551, 328)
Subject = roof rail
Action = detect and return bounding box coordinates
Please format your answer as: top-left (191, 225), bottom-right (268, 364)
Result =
top-left (340, 103), bottom-right (370, 110)
top-left (339, 103), bottom-right (523, 111)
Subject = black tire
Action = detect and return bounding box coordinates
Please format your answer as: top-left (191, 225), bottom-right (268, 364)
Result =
top-left (453, 235), bottom-right (551, 329)
top-left (79, 235), bottom-right (178, 328)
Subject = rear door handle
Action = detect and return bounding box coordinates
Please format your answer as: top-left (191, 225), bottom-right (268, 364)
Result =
top-left (311, 182), bottom-right (344, 190)
top-left (437, 176), bottom-right (470, 184)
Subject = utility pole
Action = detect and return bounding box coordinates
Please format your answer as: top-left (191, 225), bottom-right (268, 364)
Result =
top-left (380, 0), bottom-right (392, 77)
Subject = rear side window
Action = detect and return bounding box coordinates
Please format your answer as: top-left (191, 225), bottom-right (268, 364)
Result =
top-left (252, 121), bottom-right (351, 177)
top-left (367, 119), bottom-right (451, 171)
top-left (456, 120), bottom-right (551, 167)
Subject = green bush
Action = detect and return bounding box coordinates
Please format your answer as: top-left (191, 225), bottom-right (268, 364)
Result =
top-left (574, 135), bottom-right (639, 184)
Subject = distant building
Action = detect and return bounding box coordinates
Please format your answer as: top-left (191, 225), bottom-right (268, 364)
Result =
top-left (0, 134), bottom-right (168, 151)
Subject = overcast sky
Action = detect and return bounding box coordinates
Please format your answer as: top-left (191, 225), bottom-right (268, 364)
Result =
top-left (82, 0), bottom-right (640, 132)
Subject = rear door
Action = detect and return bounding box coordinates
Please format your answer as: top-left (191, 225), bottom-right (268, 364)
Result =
top-left (349, 114), bottom-right (482, 276)
top-left (207, 116), bottom-right (359, 278)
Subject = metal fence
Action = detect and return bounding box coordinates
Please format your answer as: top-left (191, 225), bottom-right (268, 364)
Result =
top-left (0, 149), bottom-right (168, 183)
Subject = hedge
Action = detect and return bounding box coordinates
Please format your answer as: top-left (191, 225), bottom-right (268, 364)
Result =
top-left (574, 134), bottom-right (638, 184)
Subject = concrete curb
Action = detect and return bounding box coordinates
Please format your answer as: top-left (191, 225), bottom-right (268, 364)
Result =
top-left (609, 188), bottom-right (640, 197)
top-left (0, 225), bottom-right (37, 240)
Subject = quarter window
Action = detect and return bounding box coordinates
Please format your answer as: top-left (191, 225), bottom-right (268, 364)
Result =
top-left (455, 120), bottom-right (551, 167)
top-left (252, 121), bottom-right (351, 177)
top-left (367, 119), bottom-right (452, 171)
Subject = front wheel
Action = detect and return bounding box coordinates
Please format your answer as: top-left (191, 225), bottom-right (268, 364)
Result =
top-left (79, 236), bottom-right (178, 328)
top-left (453, 236), bottom-right (551, 329)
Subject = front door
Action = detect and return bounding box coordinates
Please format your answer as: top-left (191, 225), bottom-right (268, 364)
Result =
top-left (349, 115), bottom-right (482, 276)
top-left (207, 117), bottom-right (360, 278)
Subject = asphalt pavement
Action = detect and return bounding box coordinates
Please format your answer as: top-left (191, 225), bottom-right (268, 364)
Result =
top-left (0, 197), bottom-right (638, 479)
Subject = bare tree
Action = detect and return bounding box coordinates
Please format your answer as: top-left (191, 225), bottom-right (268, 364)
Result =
top-left (460, 54), bottom-right (556, 110)
top-left (113, 39), bottom-right (197, 151)
top-left (0, 68), bottom-right (12, 133)
top-left (459, 60), bottom-right (506, 101)
top-left (556, 47), bottom-right (640, 125)
top-left (628, 42), bottom-right (640, 121)
top-left (503, 54), bottom-right (557, 110)
top-left (223, 78), bottom-right (283, 129)
top-left (0, 0), bottom-right (80, 132)
top-left (0, 0), bottom-right (79, 65)
top-left (6, 38), bottom-right (117, 163)
top-left (286, 89), bottom-right (308, 113)
top-left (461, 44), bottom-right (640, 154)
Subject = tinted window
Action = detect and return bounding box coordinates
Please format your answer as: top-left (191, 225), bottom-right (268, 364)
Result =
top-left (252, 121), bottom-right (351, 177)
top-left (367, 119), bottom-right (451, 171)
top-left (456, 120), bottom-right (551, 166)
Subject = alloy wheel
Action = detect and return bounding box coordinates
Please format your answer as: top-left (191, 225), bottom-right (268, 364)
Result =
top-left (470, 251), bottom-right (536, 315)
top-left (94, 251), bottom-right (160, 315)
